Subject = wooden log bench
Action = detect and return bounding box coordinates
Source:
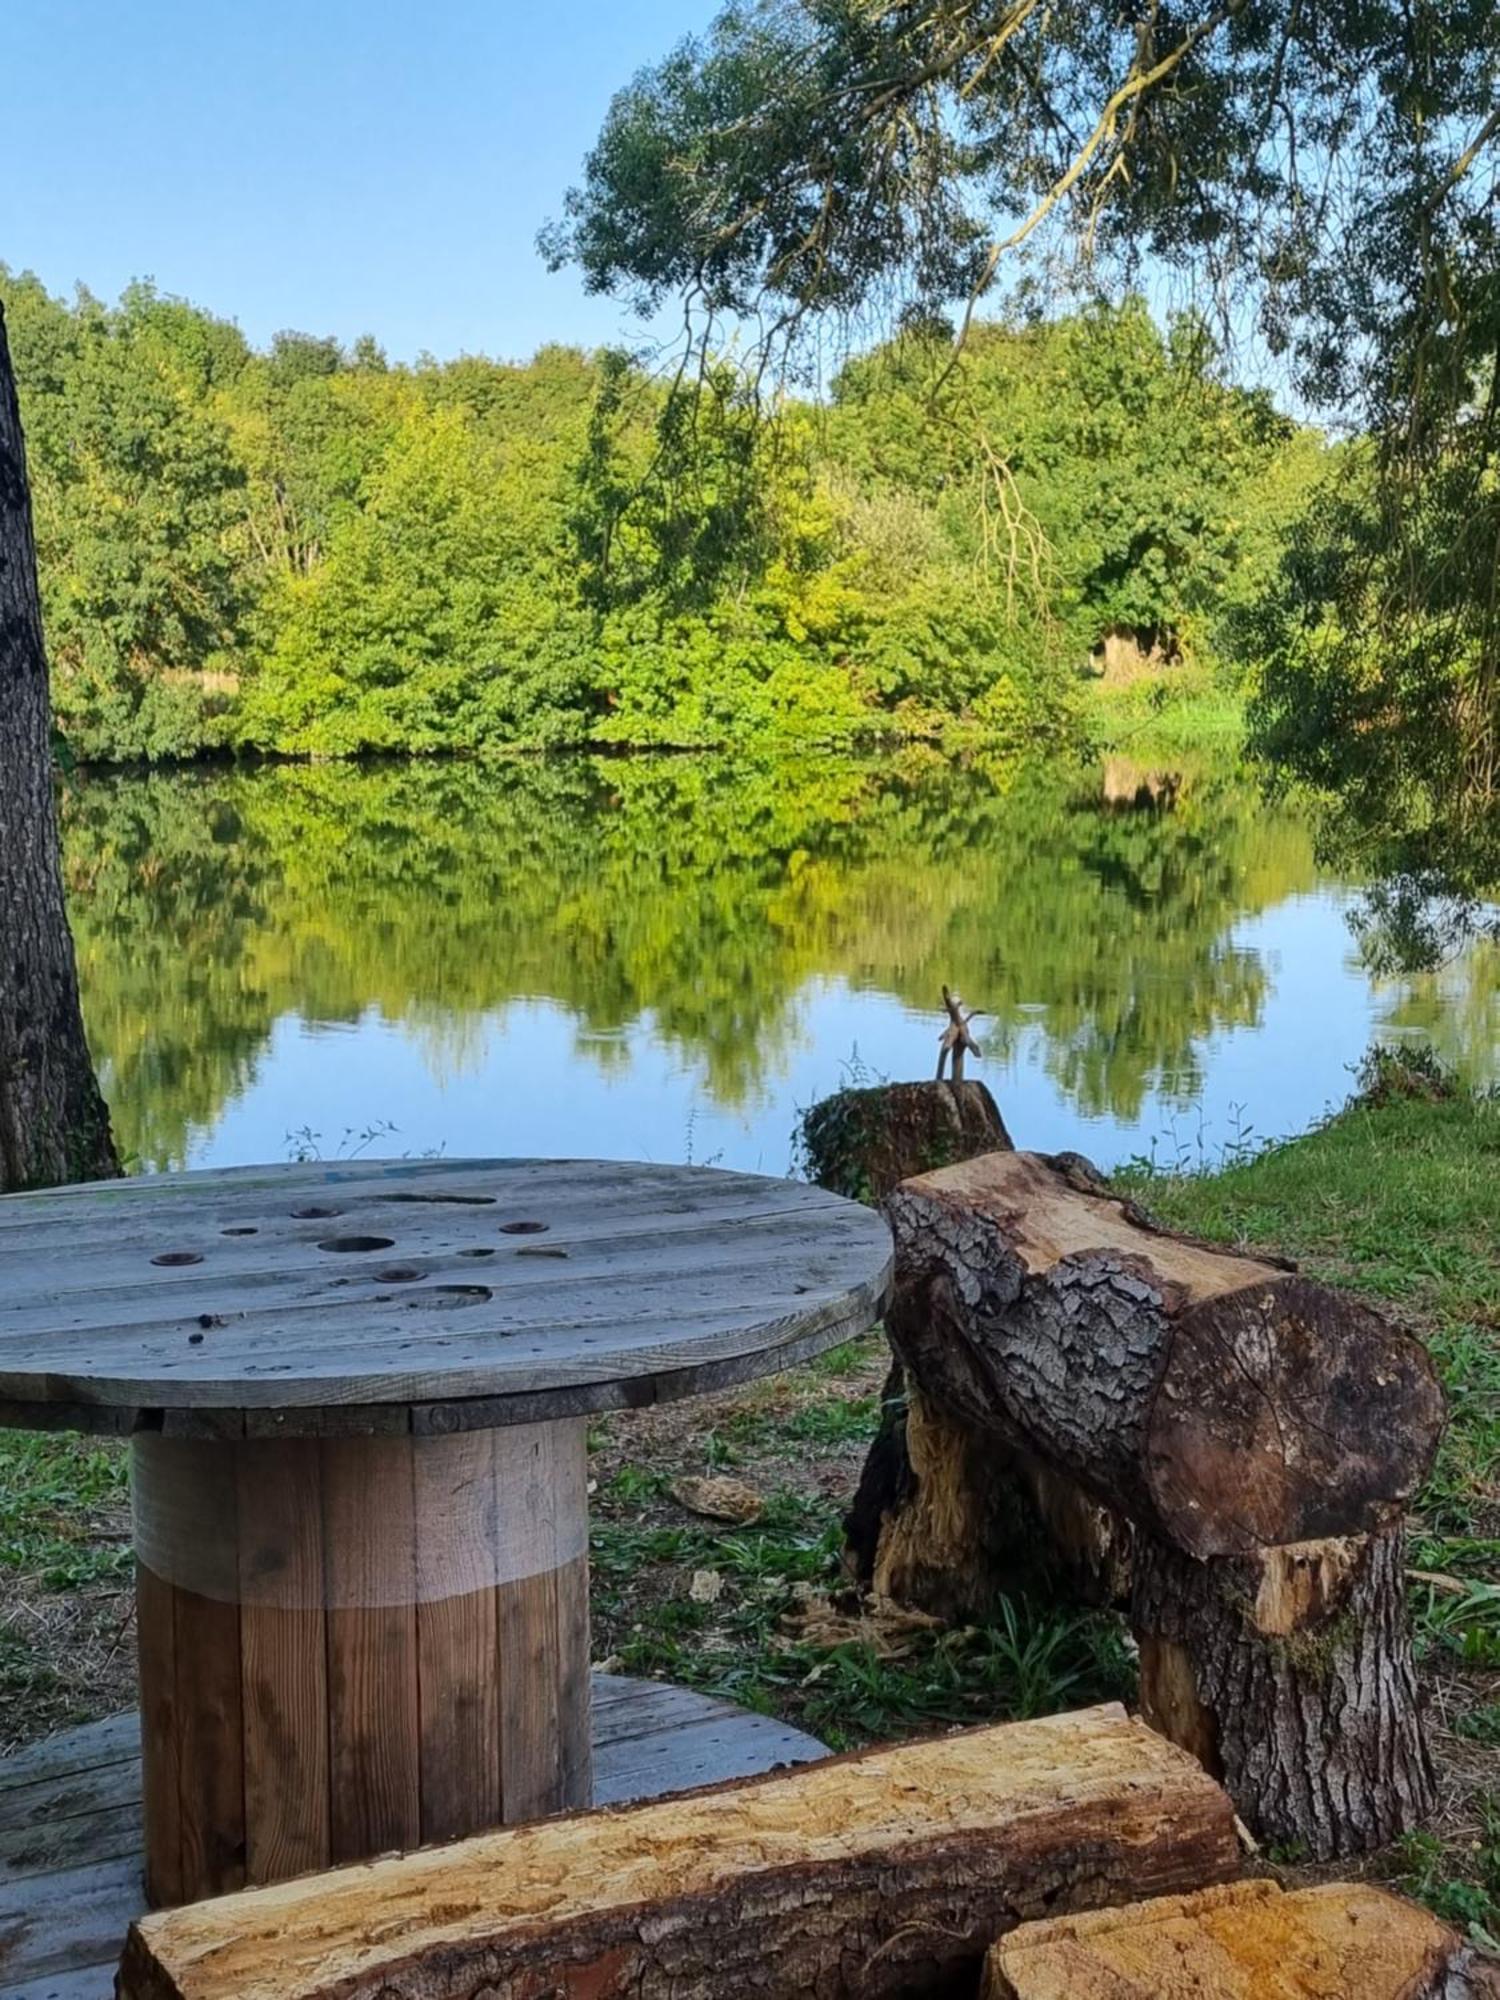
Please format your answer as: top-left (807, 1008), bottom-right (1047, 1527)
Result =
top-left (117, 1704), bottom-right (1243, 2000)
top-left (983, 1879), bottom-right (1500, 1998)
top-left (842, 1136), bottom-right (1446, 1860)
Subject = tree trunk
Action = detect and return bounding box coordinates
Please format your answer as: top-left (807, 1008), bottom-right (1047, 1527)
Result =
top-left (1133, 1528), bottom-right (1436, 1861)
top-left (794, 1080), bottom-right (1015, 1596)
top-left (873, 1150), bottom-right (1444, 1856)
top-left (0, 299), bottom-right (117, 1192)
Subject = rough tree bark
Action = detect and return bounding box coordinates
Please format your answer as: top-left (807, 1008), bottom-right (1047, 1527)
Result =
top-left (795, 1078), bottom-right (1025, 1608)
top-left (877, 1150), bottom-right (1445, 1858)
top-left (0, 299), bottom-right (117, 1192)
top-left (1132, 1530), bottom-right (1434, 1859)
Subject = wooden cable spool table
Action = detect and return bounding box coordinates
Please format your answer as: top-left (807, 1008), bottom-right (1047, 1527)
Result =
top-left (0, 1158), bottom-right (892, 1910)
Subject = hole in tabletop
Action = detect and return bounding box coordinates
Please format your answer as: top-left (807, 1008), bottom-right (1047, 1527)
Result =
top-left (221, 1226), bottom-right (258, 1237)
top-left (375, 1266), bottom-right (426, 1283)
top-left (459, 1247), bottom-right (497, 1259)
top-left (318, 1235), bottom-right (395, 1254)
top-left (389, 1192), bottom-right (497, 1206)
top-left (516, 1246), bottom-right (568, 1259)
top-left (292, 1205), bottom-right (342, 1220)
top-left (405, 1285), bottom-right (494, 1311)
top-left (151, 1251), bottom-right (203, 1267)
top-left (499, 1220), bottom-right (549, 1235)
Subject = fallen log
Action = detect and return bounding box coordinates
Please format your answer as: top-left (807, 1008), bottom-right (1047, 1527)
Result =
top-left (880, 1150), bottom-right (1445, 1858)
top-left (983, 1878), bottom-right (1500, 1998)
top-left (118, 1704), bottom-right (1242, 2000)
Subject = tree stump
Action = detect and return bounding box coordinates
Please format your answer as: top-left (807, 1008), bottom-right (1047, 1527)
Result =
top-left (874, 1149), bottom-right (1446, 1859)
top-left (796, 1077), bottom-right (1014, 1603)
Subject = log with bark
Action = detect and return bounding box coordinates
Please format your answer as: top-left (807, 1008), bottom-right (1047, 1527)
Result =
top-left (874, 1149), bottom-right (1446, 1860)
top-left (118, 1704), bottom-right (1243, 2000)
top-left (983, 1878), bottom-right (1500, 1998)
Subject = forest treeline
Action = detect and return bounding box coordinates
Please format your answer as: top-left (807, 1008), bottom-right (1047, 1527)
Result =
top-left (3, 269), bottom-right (1326, 764)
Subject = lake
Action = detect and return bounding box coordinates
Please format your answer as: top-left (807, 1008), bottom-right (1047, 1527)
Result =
top-left (60, 750), bottom-right (1499, 1180)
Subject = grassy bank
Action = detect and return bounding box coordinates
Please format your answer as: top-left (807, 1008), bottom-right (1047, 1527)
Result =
top-left (1079, 671), bottom-right (1248, 759)
top-left (1, 1065), bottom-right (1494, 1936)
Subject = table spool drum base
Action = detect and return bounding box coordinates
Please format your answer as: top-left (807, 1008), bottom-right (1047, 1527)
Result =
top-left (133, 1420), bottom-right (592, 1907)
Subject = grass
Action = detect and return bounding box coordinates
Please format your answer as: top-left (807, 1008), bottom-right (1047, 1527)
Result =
top-left (0, 1434), bottom-right (129, 1590)
top-left (1080, 672), bottom-right (1247, 758)
top-left (1121, 1059), bottom-right (1500, 1937)
top-left (586, 1351), bottom-right (1129, 1752)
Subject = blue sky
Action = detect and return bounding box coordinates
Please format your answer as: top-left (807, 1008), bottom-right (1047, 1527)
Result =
top-left (3, 0), bottom-right (709, 363)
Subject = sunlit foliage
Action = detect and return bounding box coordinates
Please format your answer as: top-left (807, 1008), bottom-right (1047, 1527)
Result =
top-left (3, 270), bottom-right (1319, 763)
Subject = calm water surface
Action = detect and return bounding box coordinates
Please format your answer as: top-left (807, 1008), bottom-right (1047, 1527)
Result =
top-left (61, 753), bottom-right (1499, 1179)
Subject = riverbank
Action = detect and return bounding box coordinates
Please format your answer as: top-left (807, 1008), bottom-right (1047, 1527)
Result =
top-left (2, 1062), bottom-right (1494, 1930)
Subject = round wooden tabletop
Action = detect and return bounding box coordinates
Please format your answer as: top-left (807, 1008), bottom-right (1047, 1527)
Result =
top-left (0, 1159), bottom-right (893, 1436)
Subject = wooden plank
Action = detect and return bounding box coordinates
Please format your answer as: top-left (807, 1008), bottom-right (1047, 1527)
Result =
top-left (0, 1159), bottom-right (839, 1246)
top-left (0, 1754), bottom-right (141, 1843)
top-left (413, 1434), bottom-right (501, 1846)
top-left (118, 1706), bottom-right (1245, 2000)
top-left (0, 1962), bottom-right (118, 2000)
top-left (0, 1798), bottom-right (141, 1877)
top-left (238, 1441), bottom-right (329, 1886)
top-left (0, 1159), bottom-right (890, 1433)
top-left (322, 1438), bottom-right (421, 1863)
top-left (172, 1599), bottom-right (245, 1904)
top-left (0, 1852), bottom-right (141, 1988)
top-left (592, 1711), bottom-right (825, 1807)
top-left (133, 1564), bottom-right (181, 1912)
top-left (552, 1420), bottom-right (591, 1810)
top-left (0, 1715), bottom-right (137, 1798)
top-left (0, 1204), bottom-right (869, 1337)
top-left (495, 1424), bottom-right (564, 1823)
top-left (0, 1280), bottom-right (886, 1432)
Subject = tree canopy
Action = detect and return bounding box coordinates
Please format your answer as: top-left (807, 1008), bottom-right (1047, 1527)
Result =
top-left (2, 268), bottom-right (1318, 764)
top-left (549, 0), bottom-right (1500, 955)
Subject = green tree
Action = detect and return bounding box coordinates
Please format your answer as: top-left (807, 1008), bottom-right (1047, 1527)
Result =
top-left (549, 0), bottom-right (1500, 946)
top-left (3, 275), bottom-right (250, 759)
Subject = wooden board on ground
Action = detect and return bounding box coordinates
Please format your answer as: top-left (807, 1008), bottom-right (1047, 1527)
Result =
top-left (982, 1879), bottom-right (1500, 1998)
top-left (117, 1704), bottom-right (1242, 2000)
top-left (0, 1675), bottom-right (826, 2000)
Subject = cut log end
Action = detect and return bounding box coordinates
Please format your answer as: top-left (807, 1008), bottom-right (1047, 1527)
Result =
top-left (884, 1151), bottom-right (1444, 1559)
top-left (983, 1878), bottom-right (1500, 1999)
